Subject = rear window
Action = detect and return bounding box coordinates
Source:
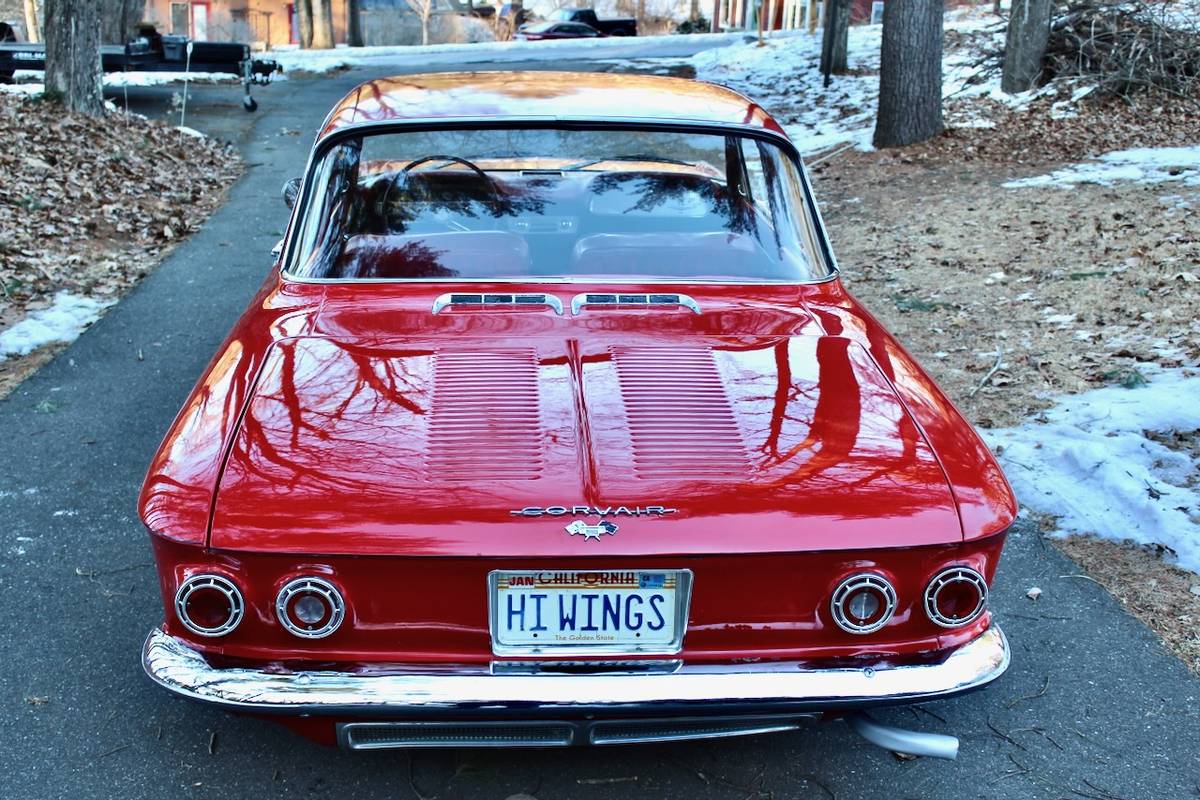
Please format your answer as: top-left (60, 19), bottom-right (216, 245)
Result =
top-left (287, 127), bottom-right (831, 283)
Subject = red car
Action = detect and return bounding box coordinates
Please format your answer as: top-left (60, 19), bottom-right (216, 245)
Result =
top-left (514, 20), bottom-right (605, 40)
top-left (140, 72), bottom-right (1015, 757)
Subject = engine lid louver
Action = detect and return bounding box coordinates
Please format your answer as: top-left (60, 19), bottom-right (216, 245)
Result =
top-left (611, 346), bottom-right (750, 480)
top-left (425, 348), bottom-right (545, 481)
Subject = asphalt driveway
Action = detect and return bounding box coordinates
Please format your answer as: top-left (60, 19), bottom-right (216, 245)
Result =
top-left (2, 59), bottom-right (1198, 800)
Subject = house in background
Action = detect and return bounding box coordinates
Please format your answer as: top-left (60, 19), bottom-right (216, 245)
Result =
top-left (140, 0), bottom-right (350, 48)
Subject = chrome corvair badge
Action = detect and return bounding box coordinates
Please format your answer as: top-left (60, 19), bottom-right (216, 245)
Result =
top-left (509, 505), bottom-right (678, 518)
top-left (565, 520), bottom-right (619, 540)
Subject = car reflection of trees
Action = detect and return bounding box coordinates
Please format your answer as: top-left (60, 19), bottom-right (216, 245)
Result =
top-left (589, 172), bottom-right (755, 236)
top-left (358, 171), bottom-right (550, 236)
top-left (226, 338), bottom-right (534, 527)
top-left (573, 336), bottom-right (947, 522)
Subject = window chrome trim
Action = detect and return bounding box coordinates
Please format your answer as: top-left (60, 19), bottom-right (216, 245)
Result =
top-left (278, 116), bottom-right (841, 287)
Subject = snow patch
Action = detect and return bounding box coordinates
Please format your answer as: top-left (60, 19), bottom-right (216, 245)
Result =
top-left (0, 292), bottom-right (114, 361)
top-left (1004, 146), bottom-right (1200, 189)
top-left (684, 10), bottom-right (1010, 155)
top-left (983, 367), bottom-right (1200, 573)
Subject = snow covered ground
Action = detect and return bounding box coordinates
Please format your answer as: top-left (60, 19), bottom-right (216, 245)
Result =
top-left (0, 293), bottom-right (113, 361)
top-left (681, 8), bottom-right (1011, 154)
top-left (1004, 146), bottom-right (1200, 189)
top-left (984, 368), bottom-right (1200, 574)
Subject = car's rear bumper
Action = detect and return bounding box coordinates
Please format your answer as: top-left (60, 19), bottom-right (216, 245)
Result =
top-left (142, 624), bottom-right (1009, 723)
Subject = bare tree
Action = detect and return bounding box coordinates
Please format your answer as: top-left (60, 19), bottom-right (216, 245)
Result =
top-left (23, 0), bottom-right (41, 43)
top-left (1002, 0), bottom-right (1052, 92)
top-left (873, 0), bottom-right (944, 148)
top-left (347, 0), bottom-right (364, 46)
top-left (297, 0), bottom-right (314, 47)
top-left (100, 0), bottom-right (141, 44)
top-left (405, 0), bottom-right (434, 45)
top-left (311, 0), bottom-right (336, 48)
top-left (43, 0), bottom-right (103, 115)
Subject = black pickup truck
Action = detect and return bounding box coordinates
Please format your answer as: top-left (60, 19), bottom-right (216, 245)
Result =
top-left (0, 24), bottom-right (279, 111)
top-left (547, 8), bottom-right (637, 35)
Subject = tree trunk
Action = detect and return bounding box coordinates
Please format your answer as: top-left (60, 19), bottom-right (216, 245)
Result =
top-left (23, 0), bottom-right (41, 43)
top-left (421, 4), bottom-right (431, 46)
top-left (43, 0), bottom-right (104, 115)
top-left (310, 0), bottom-right (335, 48)
top-left (820, 0), bottom-right (852, 75)
top-left (100, 0), bottom-right (142, 45)
top-left (346, 0), bottom-right (364, 46)
top-left (873, 0), bottom-right (944, 148)
top-left (1001, 0), bottom-right (1052, 93)
top-left (297, 0), bottom-right (314, 48)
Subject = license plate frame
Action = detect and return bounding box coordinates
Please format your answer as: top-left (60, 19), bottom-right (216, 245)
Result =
top-left (488, 568), bottom-right (693, 657)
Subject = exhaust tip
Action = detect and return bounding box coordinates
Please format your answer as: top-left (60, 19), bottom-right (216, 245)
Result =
top-left (845, 713), bottom-right (959, 760)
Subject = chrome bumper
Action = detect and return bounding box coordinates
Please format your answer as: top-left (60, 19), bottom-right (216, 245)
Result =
top-left (142, 624), bottom-right (1009, 717)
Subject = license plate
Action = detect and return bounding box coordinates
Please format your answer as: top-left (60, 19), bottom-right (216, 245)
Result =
top-left (489, 569), bottom-right (691, 655)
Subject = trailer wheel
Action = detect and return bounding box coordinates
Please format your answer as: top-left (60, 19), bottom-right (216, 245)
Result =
top-left (243, 96), bottom-right (258, 112)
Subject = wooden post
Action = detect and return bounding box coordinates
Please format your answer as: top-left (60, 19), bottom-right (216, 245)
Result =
top-left (23, 0), bottom-right (41, 43)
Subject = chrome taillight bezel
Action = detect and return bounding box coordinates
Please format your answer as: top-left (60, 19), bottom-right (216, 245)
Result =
top-left (924, 566), bottom-right (988, 628)
top-left (275, 576), bottom-right (346, 639)
top-left (174, 574), bottom-right (245, 637)
top-left (830, 573), bottom-right (897, 635)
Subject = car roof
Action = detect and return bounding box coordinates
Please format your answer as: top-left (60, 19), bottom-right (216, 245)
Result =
top-left (318, 71), bottom-right (787, 141)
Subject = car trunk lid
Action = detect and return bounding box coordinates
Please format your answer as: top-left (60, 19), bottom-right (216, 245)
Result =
top-left (209, 323), bottom-right (962, 555)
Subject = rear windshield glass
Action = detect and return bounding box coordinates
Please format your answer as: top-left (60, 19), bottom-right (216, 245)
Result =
top-left (288, 127), bottom-right (831, 282)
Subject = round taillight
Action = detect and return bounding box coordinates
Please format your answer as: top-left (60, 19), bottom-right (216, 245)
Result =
top-left (924, 567), bottom-right (988, 628)
top-left (275, 576), bottom-right (345, 639)
top-left (830, 573), bottom-right (896, 634)
top-left (174, 574), bottom-right (244, 637)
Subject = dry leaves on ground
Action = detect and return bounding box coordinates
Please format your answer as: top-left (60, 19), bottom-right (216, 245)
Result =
top-left (0, 95), bottom-right (242, 395)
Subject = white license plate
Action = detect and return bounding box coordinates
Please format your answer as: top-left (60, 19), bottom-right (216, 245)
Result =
top-left (489, 569), bottom-right (691, 655)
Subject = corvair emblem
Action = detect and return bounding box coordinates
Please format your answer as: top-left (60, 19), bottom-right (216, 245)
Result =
top-left (565, 520), bottom-right (619, 540)
top-left (509, 505), bottom-right (678, 518)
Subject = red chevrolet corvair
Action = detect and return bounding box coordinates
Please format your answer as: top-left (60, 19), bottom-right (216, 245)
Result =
top-left (140, 72), bottom-right (1015, 756)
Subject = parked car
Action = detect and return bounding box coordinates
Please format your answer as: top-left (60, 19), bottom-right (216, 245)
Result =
top-left (141, 72), bottom-right (1015, 756)
top-left (546, 6), bottom-right (637, 35)
top-left (514, 20), bottom-right (604, 40)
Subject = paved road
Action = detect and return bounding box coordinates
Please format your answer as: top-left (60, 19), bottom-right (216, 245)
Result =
top-left (2, 53), bottom-right (1198, 800)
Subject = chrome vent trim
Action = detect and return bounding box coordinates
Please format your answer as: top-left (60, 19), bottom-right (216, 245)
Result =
top-left (432, 292), bottom-right (563, 315)
top-left (336, 716), bottom-right (817, 750)
top-left (425, 349), bottom-right (544, 481)
top-left (611, 346), bottom-right (750, 480)
top-left (339, 722), bottom-right (575, 749)
top-left (590, 716), bottom-right (812, 745)
top-left (571, 293), bottom-right (701, 315)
